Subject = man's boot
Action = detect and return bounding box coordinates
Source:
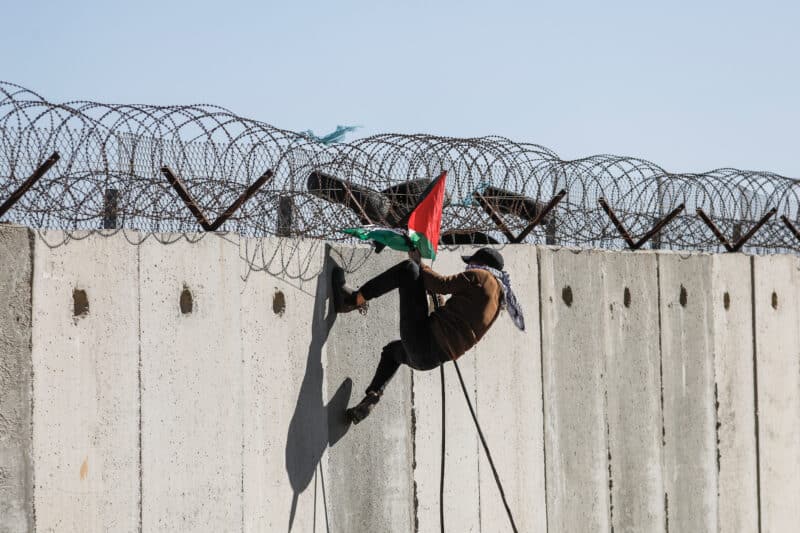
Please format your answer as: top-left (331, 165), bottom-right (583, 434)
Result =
top-left (332, 266), bottom-right (365, 313)
top-left (346, 391), bottom-right (381, 424)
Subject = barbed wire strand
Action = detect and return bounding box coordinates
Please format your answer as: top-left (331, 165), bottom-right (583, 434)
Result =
top-left (2, 80), bottom-right (800, 258)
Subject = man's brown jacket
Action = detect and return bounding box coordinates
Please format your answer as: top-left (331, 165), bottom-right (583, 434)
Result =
top-left (420, 264), bottom-right (502, 360)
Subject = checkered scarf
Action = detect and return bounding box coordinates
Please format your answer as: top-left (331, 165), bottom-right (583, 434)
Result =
top-left (466, 264), bottom-right (525, 331)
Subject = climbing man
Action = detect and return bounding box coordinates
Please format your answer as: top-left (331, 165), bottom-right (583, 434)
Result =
top-left (332, 246), bottom-right (525, 424)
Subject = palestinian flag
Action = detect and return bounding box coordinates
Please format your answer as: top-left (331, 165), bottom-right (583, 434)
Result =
top-left (342, 171), bottom-right (447, 259)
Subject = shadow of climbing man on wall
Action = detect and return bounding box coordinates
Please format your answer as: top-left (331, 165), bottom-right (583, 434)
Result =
top-left (285, 256), bottom-right (353, 532)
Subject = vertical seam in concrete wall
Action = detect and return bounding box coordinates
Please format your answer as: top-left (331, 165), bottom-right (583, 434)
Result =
top-left (655, 254), bottom-right (668, 531)
top-left (410, 371), bottom-right (419, 533)
top-left (137, 244), bottom-right (143, 533)
top-left (604, 389), bottom-right (614, 533)
top-left (240, 277), bottom-right (245, 533)
top-left (710, 262), bottom-right (721, 528)
top-left (601, 258), bottom-right (613, 533)
top-left (536, 247), bottom-right (550, 533)
top-left (27, 229), bottom-right (37, 533)
top-left (713, 379), bottom-right (720, 497)
top-left (712, 304), bottom-right (721, 530)
top-left (749, 256), bottom-right (762, 533)
top-left (475, 354), bottom-right (482, 533)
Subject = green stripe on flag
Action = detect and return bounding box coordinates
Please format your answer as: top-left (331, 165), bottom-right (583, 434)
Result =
top-left (341, 227), bottom-right (413, 252)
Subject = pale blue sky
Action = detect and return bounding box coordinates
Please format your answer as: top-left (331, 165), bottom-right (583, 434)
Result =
top-left (2, 0), bottom-right (799, 174)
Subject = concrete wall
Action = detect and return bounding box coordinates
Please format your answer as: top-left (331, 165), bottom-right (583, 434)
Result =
top-left (1, 225), bottom-right (799, 532)
top-left (753, 255), bottom-right (800, 532)
top-left (540, 248), bottom-right (663, 532)
top-left (712, 254), bottom-right (758, 533)
top-left (31, 232), bottom-right (140, 532)
top-left (0, 226), bottom-right (34, 533)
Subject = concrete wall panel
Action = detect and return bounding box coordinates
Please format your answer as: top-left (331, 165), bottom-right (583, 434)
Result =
top-left (240, 238), bottom-right (330, 532)
top-left (539, 248), bottom-right (611, 532)
top-left (659, 253), bottom-right (718, 532)
top-left (324, 247), bottom-right (414, 533)
top-left (753, 254), bottom-right (800, 532)
top-left (139, 235), bottom-right (243, 532)
top-left (711, 254), bottom-right (758, 533)
top-left (605, 252), bottom-right (664, 533)
top-left (0, 226), bottom-right (34, 533)
top-left (474, 245), bottom-right (546, 533)
top-left (31, 232), bottom-right (140, 532)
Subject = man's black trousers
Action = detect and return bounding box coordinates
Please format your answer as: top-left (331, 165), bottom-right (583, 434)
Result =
top-left (357, 260), bottom-right (449, 394)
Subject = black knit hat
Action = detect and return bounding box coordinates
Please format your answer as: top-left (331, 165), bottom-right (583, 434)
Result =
top-left (461, 247), bottom-right (504, 270)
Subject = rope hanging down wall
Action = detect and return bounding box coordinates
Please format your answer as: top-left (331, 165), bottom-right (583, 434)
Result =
top-left (2, 81), bottom-right (800, 254)
top-left (431, 287), bottom-right (519, 532)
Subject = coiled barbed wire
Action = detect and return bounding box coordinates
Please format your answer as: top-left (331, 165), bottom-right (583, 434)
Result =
top-left (2, 80), bottom-right (800, 254)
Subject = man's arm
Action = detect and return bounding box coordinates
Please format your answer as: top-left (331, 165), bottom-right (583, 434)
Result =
top-left (420, 264), bottom-right (474, 295)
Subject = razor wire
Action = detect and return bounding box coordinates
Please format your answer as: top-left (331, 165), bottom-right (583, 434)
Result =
top-left (2, 80), bottom-right (800, 254)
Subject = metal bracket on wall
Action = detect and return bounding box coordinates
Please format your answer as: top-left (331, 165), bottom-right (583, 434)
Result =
top-left (161, 166), bottom-right (273, 231)
top-left (780, 215), bottom-right (800, 244)
top-left (598, 197), bottom-right (685, 250)
top-left (473, 189), bottom-right (567, 244)
top-left (0, 152), bottom-right (60, 220)
top-left (473, 191), bottom-right (515, 242)
top-left (696, 207), bottom-right (776, 252)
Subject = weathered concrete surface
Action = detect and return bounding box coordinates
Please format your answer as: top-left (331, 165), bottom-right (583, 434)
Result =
top-left (712, 254), bottom-right (758, 533)
top-left (414, 360), bottom-right (480, 532)
top-left (414, 250), bottom-right (480, 533)
top-left (0, 226), bottom-right (33, 533)
top-left (31, 232), bottom-right (140, 532)
top-left (659, 253), bottom-right (718, 532)
top-left (241, 238), bottom-right (330, 532)
top-left (139, 236), bottom-right (243, 532)
top-left (753, 254), bottom-right (800, 532)
top-left (540, 248), bottom-right (664, 532)
top-left (6, 229), bottom-right (800, 531)
top-left (474, 245), bottom-right (545, 533)
top-left (604, 251), bottom-right (664, 533)
top-left (539, 248), bottom-right (611, 532)
top-left (325, 246), bottom-right (414, 533)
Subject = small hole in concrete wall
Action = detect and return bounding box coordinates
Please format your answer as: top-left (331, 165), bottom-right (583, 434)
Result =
top-left (723, 292), bottom-right (730, 310)
top-left (272, 290), bottom-right (286, 316)
top-left (180, 285), bottom-right (193, 315)
top-left (73, 289), bottom-right (89, 317)
top-left (623, 287), bottom-right (631, 308)
top-left (771, 291), bottom-right (778, 310)
top-left (679, 285), bottom-right (688, 307)
top-left (562, 286), bottom-right (573, 307)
